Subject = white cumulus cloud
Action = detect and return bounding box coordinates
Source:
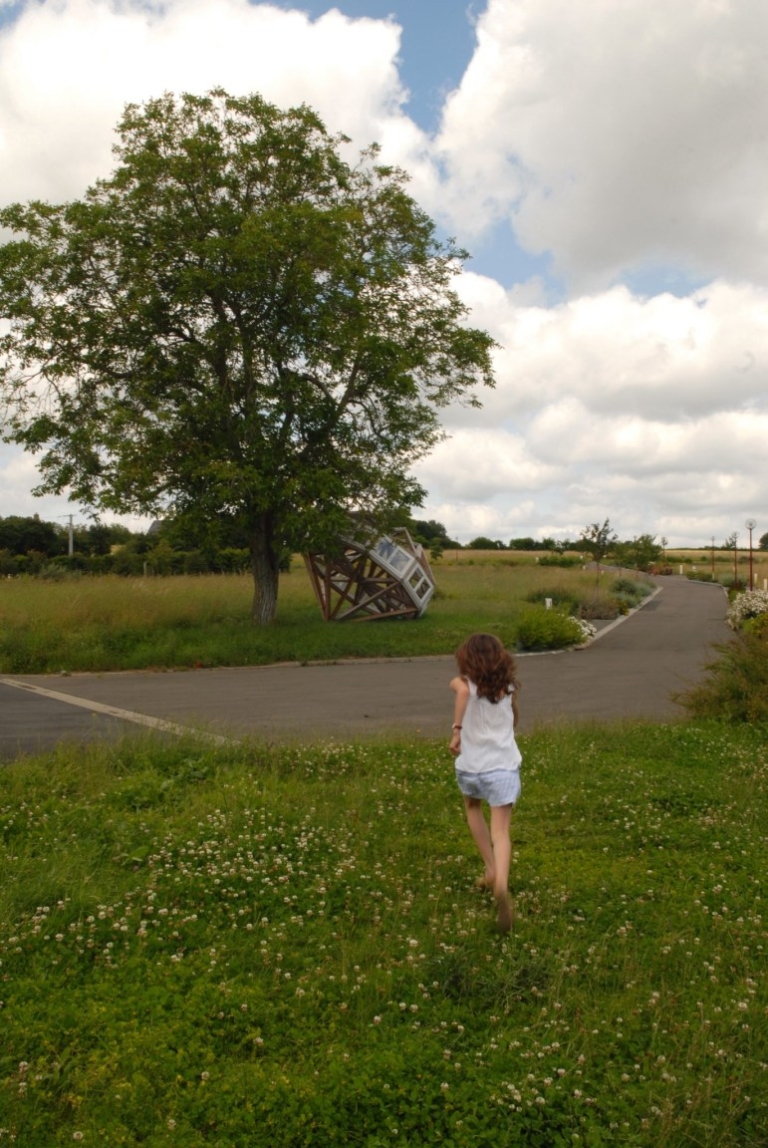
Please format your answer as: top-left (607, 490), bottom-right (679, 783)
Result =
top-left (436, 0), bottom-right (768, 288)
top-left (421, 272), bottom-right (768, 545)
top-left (0, 0), bottom-right (425, 205)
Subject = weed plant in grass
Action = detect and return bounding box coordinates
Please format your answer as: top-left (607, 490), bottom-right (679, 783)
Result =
top-left (674, 594), bottom-right (768, 724)
top-left (2, 722), bottom-right (768, 1145)
top-left (0, 564), bottom-right (650, 673)
top-left (675, 629), bottom-right (768, 724)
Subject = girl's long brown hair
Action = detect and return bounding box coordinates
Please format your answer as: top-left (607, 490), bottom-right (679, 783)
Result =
top-left (455, 633), bottom-right (520, 715)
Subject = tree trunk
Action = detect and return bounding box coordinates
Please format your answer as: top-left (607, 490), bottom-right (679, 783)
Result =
top-left (250, 514), bottom-right (280, 626)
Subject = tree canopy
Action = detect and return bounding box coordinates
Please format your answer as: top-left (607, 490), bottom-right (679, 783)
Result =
top-left (613, 533), bottom-right (663, 573)
top-left (0, 89), bottom-right (495, 623)
top-left (579, 519), bottom-right (618, 570)
top-left (0, 515), bottom-right (63, 557)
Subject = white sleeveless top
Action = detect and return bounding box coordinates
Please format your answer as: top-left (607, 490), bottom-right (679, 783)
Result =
top-left (455, 679), bottom-right (522, 775)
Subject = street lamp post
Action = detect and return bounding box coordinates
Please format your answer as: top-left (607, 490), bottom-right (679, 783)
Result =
top-left (746, 519), bottom-right (756, 592)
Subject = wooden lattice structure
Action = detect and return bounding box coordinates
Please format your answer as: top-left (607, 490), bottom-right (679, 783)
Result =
top-left (304, 528), bottom-right (436, 621)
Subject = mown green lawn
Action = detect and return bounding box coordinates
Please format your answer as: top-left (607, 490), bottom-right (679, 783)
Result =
top-left (2, 720), bottom-right (767, 1145)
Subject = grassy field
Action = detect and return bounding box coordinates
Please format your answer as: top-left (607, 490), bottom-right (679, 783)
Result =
top-left (0, 559), bottom-right (649, 674)
top-left (667, 549), bottom-right (768, 587)
top-left (1, 721), bottom-right (767, 1146)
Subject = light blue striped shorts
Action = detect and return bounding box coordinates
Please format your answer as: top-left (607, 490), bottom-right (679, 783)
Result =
top-left (455, 767), bottom-right (521, 807)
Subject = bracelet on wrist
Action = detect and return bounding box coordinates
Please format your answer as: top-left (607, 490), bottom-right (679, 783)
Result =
top-left (452, 724), bottom-right (462, 730)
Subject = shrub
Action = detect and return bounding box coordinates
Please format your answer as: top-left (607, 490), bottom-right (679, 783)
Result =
top-left (467, 536), bottom-right (506, 550)
top-left (514, 606), bottom-right (585, 650)
top-left (611, 577), bottom-right (650, 599)
top-left (575, 592), bottom-right (621, 621)
top-left (213, 546), bottom-right (251, 574)
top-left (37, 562), bottom-right (73, 581)
top-left (727, 588), bottom-right (768, 630)
top-left (111, 547), bottom-right (146, 576)
top-left (525, 586), bottom-right (579, 613)
top-left (674, 629), bottom-right (768, 722)
top-left (50, 553), bottom-right (91, 572)
top-left (183, 550), bottom-right (211, 574)
top-left (686, 571), bottom-right (716, 583)
top-left (612, 594), bottom-right (633, 615)
top-left (537, 554), bottom-right (581, 568)
top-left (608, 577), bottom-right (652, 615)
top-left (574, 618), bottom-right (596, 641)
top-left (748, 613), bottom-right (768, 638)
top-left (0, 548), bottom-right (23, 576)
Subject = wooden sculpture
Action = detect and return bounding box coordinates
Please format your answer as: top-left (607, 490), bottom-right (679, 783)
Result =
top-left (304, 528), bottom-right (436, 621)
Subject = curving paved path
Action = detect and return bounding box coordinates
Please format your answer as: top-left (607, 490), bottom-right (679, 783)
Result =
top-left (0, 577), bottom-right (730, 760)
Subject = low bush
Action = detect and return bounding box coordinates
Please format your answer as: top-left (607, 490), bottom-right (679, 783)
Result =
top-left (611, 577), bottom-right (651, 601)
top-left (674, 629), bottom-right (768, 723)
top-left (525, 586), bottom-right (580, 612)
top-left (575, 591), bottom-right (621, 621)
top-left (612, 595), bottom-right (633, 615)
top-left (514, 606), bottom-right (584, 650)
top-left (726, 588), bottom-right (768, 630)
top-left (537, 554), bottom-right (581, 568)
top-left (686, 571), bottom-right (716, 583)
top-left (608, 577), bottom-right (652, 615)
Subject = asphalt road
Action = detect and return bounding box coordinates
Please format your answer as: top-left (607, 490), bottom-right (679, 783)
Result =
top-left (0, 576), bottom-right (730, 760)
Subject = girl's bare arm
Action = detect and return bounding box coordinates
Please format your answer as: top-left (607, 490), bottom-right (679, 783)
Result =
top-left (449, 676), bottom-right (469, 756)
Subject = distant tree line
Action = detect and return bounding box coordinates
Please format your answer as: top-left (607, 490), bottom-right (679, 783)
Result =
top-left (0, 516), bottom-right (133, 575)
top-left (465, 536), bottom-right (572, 552)
top-left (0, 515), bottom-right (255, 577)
top-left (5, 512), bottom-right (753, 577)
top-left (3, 512), bottom-right (574, 575)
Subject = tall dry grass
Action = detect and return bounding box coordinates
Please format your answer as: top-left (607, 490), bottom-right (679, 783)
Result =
top-left (0, 560), bottom-right (650, 673)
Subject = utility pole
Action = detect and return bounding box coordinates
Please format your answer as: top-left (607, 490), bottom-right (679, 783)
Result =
top-left (746, 519), bottom-right (756, 592)
top-left (59, 514), bottom-right (75, 556)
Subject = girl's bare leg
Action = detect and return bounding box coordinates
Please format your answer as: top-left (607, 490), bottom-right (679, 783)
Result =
top-left (463, 796), bottom-right (495, 887)
top-left (490, 804), bottom-right (514, 931)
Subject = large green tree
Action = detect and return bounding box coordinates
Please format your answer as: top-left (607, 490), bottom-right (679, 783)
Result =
top-left (0, 90), bottom-right (495, 623)
top-left (0, 515), bottom-right (63, 557)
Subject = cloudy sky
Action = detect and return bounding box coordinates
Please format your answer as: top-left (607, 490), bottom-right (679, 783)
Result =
top-left (1, 0), bottom-right (766, 546)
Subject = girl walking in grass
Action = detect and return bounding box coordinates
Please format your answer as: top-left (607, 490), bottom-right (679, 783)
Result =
top-left (449, 633), bottom-right (522, 932)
